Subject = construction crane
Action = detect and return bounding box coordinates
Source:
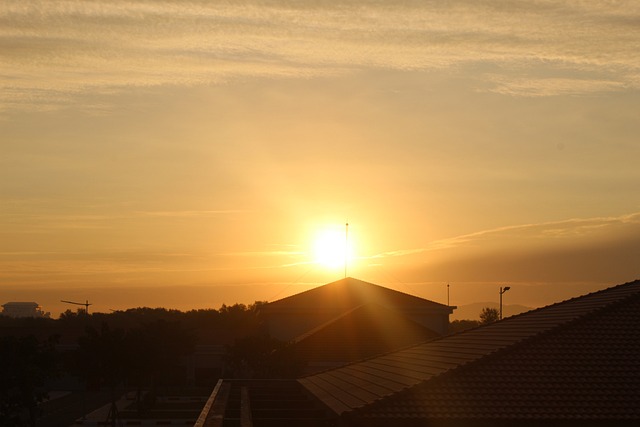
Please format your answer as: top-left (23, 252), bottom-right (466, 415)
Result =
top-left (61, 299), bottom-right (92, 314)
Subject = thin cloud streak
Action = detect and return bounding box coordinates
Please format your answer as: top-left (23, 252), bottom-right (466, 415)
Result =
top-left (369, 212), bottom-right (640, 260)
top-left (136, 210), bottom-right (247, 217)
top-left (0, 210), bottom-right (246, 233)
top-left (220, 250), bottom-right (304, 257)
top-left (486, 77), bottom-right (628, 97)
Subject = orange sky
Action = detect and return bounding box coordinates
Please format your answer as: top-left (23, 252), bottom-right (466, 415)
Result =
top-left (1, 1), bottom-right (639, 317)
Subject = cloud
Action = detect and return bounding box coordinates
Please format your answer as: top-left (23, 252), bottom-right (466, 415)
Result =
top-left (0, 209), bottom-right (246, 235)
top-left (220, 250), bottom-right (303, 257)
top-left (2, 0), bottom-right (639, 111)
top-left (136, 210), bottom-right (246, 217)
top-left (385, 212), bottom-right (640, 284)
top-left (370, 212), bottom-right (640, 260)
top-left (486, 77), bottom-right (629, 97)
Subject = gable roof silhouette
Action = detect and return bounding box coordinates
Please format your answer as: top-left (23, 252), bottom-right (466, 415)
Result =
top-left (266, 277), bottom-right (452, 313)
top-left (263, 277), bottom-right (455, 341)
top-left (299, 279), bottom-right (640, 424)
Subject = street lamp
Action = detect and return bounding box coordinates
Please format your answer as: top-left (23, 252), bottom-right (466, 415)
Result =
top-left (499, 286), bottom-right (511, 320)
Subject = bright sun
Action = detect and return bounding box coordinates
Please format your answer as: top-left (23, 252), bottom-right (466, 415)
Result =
top-left (313, 225), bottom-right (355, 270)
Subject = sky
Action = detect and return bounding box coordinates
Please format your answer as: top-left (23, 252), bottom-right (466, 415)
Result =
top-left (1, 0), bottom-right (640, 317)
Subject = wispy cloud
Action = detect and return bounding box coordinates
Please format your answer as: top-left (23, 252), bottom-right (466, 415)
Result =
top-left (369, 212), bottom-right (640, 260)
top-left (486, 77), bottom-right (628, 97)
top-left (135, 210), bottom-right (246, 217)
top-left (0, 209), bottom-right (246, 234)
top-left (220, 250), bottom-right (303, 257)
top-left (2, 0), bottom-right (639, 111)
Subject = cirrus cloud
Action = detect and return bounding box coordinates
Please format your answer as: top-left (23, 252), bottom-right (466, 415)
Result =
top-left (2, 0), bottom-right (640, 111)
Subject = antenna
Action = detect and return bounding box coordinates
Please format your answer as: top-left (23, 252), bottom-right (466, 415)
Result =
top-left (344, 222), bottom-right (349, 279)
top-left (447, 282), bottom-right (450, 306)
top-left (61, 299), bottom-right (92, 314)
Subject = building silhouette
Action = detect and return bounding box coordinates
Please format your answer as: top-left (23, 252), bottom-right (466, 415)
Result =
top-left (262, 277), bottom-right (455, 373)
top-left (1, 301), bottom-right (50, 318)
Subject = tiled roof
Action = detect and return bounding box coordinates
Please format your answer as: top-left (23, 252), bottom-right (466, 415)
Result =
top-left (351, 285), bottom-right (640, 424)
top-left (265, 277), bottom-right (453, 313)
top-left (299, 280), bottom-right (640, 421)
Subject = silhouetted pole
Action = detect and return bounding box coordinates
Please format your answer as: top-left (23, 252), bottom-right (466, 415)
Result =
top-left (447, 283), bottom-right (450, 306)
top-left (344, 222), bottom-right (349, 278)
top-left (499, 286), bottom-right (510, 320)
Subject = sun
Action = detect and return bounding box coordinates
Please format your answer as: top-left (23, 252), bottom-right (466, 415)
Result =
top-left (312, 225), bottom-right (355, 270)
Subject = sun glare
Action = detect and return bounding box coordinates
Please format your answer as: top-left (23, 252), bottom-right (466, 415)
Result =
top-left (313, 225), bottom-right (355, 270)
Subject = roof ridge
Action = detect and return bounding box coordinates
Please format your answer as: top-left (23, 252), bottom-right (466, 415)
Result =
top-left (427, 278), bottom-right (640, 361)
top-left (496, 278), bottom-right (640, 321)
top-left (443, 278), bottom-right (640, 339)
top-left (267, 277), bottom-right (372, 305)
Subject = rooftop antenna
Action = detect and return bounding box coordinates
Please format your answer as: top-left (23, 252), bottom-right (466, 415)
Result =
top-left (344, 222), bottom-right (349, 279)
top-left (447, 282), bottom-right (450, 306)
top-left (61, 299), bottom-right (92, 315)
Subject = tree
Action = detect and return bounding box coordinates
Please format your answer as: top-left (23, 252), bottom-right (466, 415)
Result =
top-left (0, 335), bottom-right (58, 426)
top-left (74, 323), bottom-right (130, 425)
top-left (479, 307), bottom-right (500, 324)
top-left (128, 320), bottom-right (196, 389)
top-left (75, 323), bottom-right (129, 391)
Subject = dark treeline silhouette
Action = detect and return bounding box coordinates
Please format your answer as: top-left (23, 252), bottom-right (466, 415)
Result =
top-left (0, 335), bottom-right (58, 426)
top-left (58, 302), bottom-right (269, 344)
top-left (0, 301), bottom-right (281, 425)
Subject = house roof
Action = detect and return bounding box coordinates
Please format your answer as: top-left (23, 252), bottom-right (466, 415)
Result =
top-left (293, 302), bottom-right (440, 365)
top-left (265, 277), bottom-right (454, 314)
top-left (299, 279), bottom-right (640, 423)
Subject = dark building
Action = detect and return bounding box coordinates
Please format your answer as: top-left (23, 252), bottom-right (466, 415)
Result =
top-left (197, 279), bottom-right (640, 426)
top-left (262, 277), bottom-right (455, 373)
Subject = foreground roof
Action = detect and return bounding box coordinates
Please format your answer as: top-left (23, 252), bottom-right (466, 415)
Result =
top-left (299, 279), bottom-right (640, 424)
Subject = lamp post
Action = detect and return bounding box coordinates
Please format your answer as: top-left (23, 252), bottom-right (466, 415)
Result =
top-left (499, 286), bottom-right (510, 320)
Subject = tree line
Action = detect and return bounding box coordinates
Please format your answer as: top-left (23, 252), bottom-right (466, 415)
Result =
top-left (0, 302), bottom-right (275, 426)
